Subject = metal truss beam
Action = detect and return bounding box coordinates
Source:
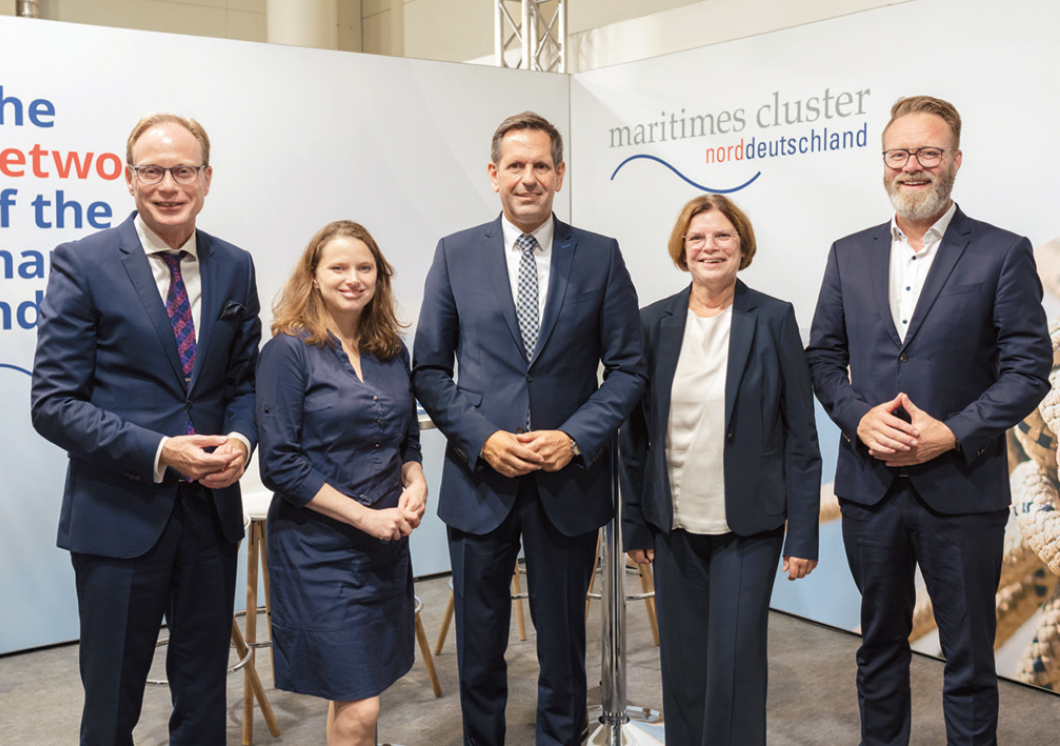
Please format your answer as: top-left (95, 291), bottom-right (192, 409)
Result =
top-left (495, 1), bottom-right (566, 73)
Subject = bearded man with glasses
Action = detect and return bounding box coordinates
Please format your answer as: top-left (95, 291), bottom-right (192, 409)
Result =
top-left (807, 95), bottom-right (1052, 745)
top-left (32, 113), bottom-right (260, 745)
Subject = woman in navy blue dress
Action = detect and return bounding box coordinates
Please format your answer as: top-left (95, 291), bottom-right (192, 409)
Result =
top-left (257, 220), bottom-right (427, 746)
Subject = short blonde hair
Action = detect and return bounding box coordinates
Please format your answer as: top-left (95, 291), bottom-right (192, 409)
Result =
top-left (126, 113), bottom-right (210, 165)
top-left (883, 96), bottom-right (961, 149)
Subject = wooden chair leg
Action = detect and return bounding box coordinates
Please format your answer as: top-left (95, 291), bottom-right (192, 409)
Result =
top-left (511, 565), bottom-right (527, 641)
top-left (243, 525), bottom-right (260, 746)
top-left (258, 525), bottom-right (274, 673)
top-left (585, 529), bottom-right (603, 622)
top-left (637, 563), bottom-right (660, 646)
top-left (434, 591), bottom-right (455, 655)
top-left (414, 611), bottom-right (443, 697)
top-left (232, 621), bottom-right (281, 737)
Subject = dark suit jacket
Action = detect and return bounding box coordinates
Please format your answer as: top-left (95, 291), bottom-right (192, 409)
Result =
top-left (807, 205), bottom-right (1051, 513)
top-left (31, 212), bottom-right (261, 558)
top-left (620, 281), bottom-right (821, 561)
top-left (412, 215), bottom-right (645, 537)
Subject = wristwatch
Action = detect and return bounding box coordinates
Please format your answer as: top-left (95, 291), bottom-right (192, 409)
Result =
top-left (569, 435), bottom-right (582, 459)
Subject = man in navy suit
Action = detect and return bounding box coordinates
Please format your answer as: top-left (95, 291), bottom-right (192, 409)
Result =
top-left (807, 96), bottom-right (1051, 745)
top-left (413, 111), bottom-right (644, 745)
top-left (31, 113), bottom-right (260, 745)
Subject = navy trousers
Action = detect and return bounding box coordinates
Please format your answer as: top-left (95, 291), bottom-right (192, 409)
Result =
top-left (71, 482), bottom-right (238, 746)
top-left (448, 475), bottom-right (598, 746)
top-left (652, 526), bottom-right (784, 746)
top-left (840, 479), bottom-right (1007, 746)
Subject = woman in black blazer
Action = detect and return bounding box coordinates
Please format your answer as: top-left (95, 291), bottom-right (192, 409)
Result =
top-left (620, 194), bottom-right (821, 746)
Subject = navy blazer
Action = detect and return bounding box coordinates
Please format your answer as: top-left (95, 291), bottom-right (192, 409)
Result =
top-left (807, 206), bottom-right (1051, 513)
top-left (619, 281), bottom-right (821, 561)
top-left (31, 212), bottom-right (261, 558)
top-left (412, 215), bottom-right (645, 537)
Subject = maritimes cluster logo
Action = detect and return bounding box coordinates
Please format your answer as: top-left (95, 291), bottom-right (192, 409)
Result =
top-left (609, 87), bottom-right (871, 193)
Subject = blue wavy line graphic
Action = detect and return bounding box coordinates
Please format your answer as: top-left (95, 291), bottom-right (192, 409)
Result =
top-left (610, 154), bottom-right (761, 194)
top-left (0, 363), bottom-right (32, 376)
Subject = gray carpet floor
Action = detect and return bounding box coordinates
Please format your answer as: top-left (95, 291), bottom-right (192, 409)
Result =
top-left (1, 572), bottom-right (1057, 745)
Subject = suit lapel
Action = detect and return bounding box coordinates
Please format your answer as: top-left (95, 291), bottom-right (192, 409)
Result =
top-left (119, 216), bottom-right (186, 385)
top-left (654, 287), bottom-right (690, 432)
top-left (725, 281), bottom-right (756, 433)
top-left (902, 208), bottom-right (970, 348)
top-left (532, 217), bottom-right (572, 367)
top-left (190, 230), bottom-right (218, 391)
top-left (483, 217), bottom-right (525, 358)
top-left (868, 223), bottom-right (902, 348)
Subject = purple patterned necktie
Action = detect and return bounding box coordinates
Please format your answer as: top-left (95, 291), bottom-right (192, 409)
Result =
top-left (160, 252), bottom-right (197, 434)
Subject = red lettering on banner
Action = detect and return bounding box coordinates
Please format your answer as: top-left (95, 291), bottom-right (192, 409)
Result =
top-left (53, 150), bottom-right (92, 178)
top-left (0, 145), bottom-right (123, 180)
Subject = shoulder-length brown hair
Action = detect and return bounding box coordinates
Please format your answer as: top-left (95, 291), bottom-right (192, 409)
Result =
top-left (271, 220), bottom-right (406, 360)
top-left (667, 194), bottom-right (757, 272)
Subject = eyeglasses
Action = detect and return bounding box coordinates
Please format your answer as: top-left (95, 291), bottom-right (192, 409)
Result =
top-left (684, 232), bottom-right (738, 250)
top-left (882, 148), bottom-right (947, 169)
top-left (129, 164), bottom-right (208, 185)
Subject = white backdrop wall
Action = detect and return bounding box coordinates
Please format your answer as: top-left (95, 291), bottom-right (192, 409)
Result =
top-left (0, 16), bottom-right (569, 654)
top-left (570, 0), bottom-right (1060, 665)
top-left (2, 0), bottom-right (1059, 673)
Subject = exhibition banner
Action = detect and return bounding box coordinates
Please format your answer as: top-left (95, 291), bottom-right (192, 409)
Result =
top-left (570, 0), bottom-right (1060, 681)
top-left (4, 0), bottom-right (1060, 690)
top-left (0, 15), bottom-right (569, 653)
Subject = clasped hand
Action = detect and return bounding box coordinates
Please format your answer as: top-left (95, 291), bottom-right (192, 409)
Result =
top-left (160, 435), bottom-right (247, 488)
top-left (857, 392), bottom-right (956, 467)
top-left (482, 429), bottom-right (574, 476)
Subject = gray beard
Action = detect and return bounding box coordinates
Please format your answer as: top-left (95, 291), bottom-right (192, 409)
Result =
top-left (885, 170), bottom-right (955, 222)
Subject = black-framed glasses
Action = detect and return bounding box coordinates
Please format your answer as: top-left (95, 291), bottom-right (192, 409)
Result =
top-left (129, 164), bottom-right (208, 185)
top-left (684, 232), bottom-right (738, 250)
top-left (882, 148), bottom-right (947, 169)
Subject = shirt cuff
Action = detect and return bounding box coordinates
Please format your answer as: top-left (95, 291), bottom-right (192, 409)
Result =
top-left (227, 432), bottom-right (252, 459)
top-left (153, 437), bottom-right (168, 484)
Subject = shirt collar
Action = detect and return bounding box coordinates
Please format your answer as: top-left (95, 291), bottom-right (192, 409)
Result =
top-left (890, 201), bottom-right (957, 248)
top-left (134, 213), bottom-right (199, 259)
top-left (501, 213), bottom-right (554, 254)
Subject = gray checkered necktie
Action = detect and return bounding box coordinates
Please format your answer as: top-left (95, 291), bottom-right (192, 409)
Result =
top-left (516, 233), bottom-right (540, 358)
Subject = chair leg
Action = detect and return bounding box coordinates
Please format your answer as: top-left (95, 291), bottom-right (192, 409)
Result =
top-left (511, 565), bottom-right (527, 642)
top-left (434, 591), bottom-right (455, 655)
top-left (637, 563), bottom-right (660, 646)
top-left (232, 621), bottom-right (281, 737)
top-left (585, 529), bottom-right (603, 622)
top-left (414, 611), bottom-right (443, 697)
top-left (243, 524), bottom-right (260, 746)
top-left (259, 525), bottom-right (274, 673)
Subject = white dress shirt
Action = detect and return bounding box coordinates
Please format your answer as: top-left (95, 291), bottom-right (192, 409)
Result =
top-left (501, 215), bottom-right (553, 329)
top-left (136, 215), bottom-right (202, 332)
top-left (888, 202), bottom-right (957, 342)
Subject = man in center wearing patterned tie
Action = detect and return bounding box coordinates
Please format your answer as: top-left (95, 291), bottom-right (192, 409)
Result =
top-left (31, 113), bottom-right (260, 745)
top-left (413, 111), bottom-right (645, 746)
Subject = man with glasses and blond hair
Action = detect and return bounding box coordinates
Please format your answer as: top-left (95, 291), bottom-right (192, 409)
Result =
top-left (807, 95), bottom-right (1051, 745)
top-left (32, 113), bottom-right (260, 745)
